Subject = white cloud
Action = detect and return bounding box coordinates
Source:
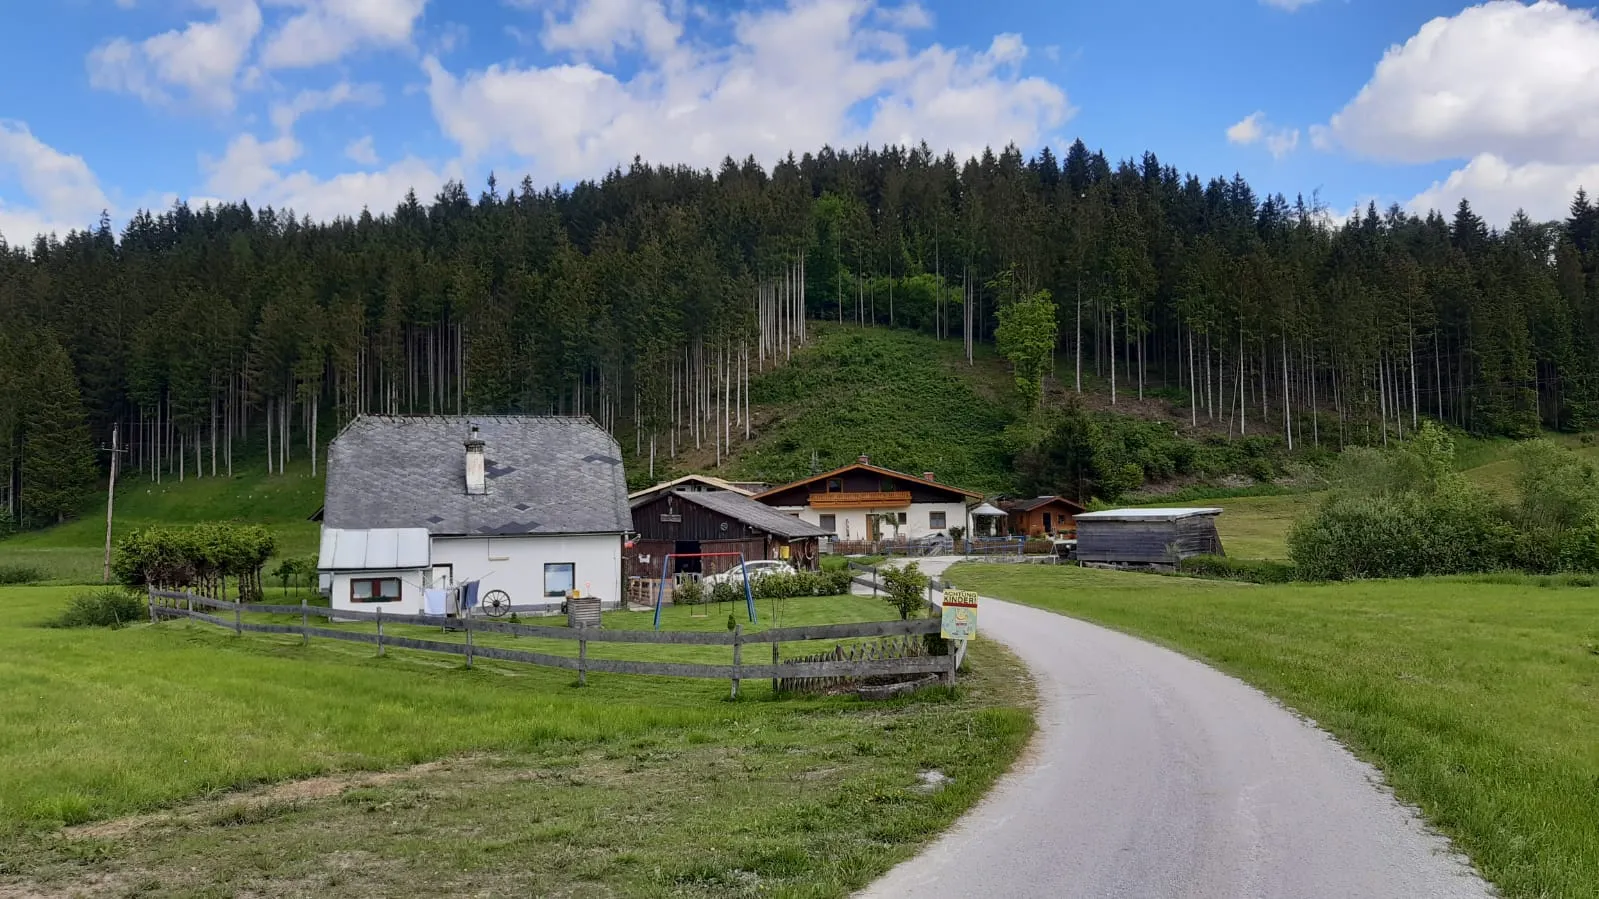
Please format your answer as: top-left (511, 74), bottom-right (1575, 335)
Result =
top-left (1226, 111), bottom-right (1299, 159)
top-left (200, 130), bottom-right (454, 220)
top-left (1261, 0), bottom-right (1319, 10)
top-left (1226, 112), bottom-right (1265, 145)
top-left (87, 0), bottom-right (263, 110)
top-left (877, 2), bottom-right (933, 29)
top-left (1323, 1), bottom-right (1599, 166)
top-left (1316, 1), bottom-right (1599, 222)
top-left (260, 0), bottom-right (429, 68)
top-left (345, 135), bottom-right (380, 166)
top-left (536, 0), bottom-right (683, 61)
top-left (0, 120), bottom-right (112, 243)
top-left (269, 81), bottom-right (384, 133)
top-left (425, 0), bottom-right (1071, 183)
top-left (1409, 153), bottom-right (1599, 225)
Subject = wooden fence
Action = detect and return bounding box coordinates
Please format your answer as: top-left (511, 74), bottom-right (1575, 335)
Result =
top-left (777, 633), bottom-right (929, 694)
top-left (147, 590), bottom-right (955, 699)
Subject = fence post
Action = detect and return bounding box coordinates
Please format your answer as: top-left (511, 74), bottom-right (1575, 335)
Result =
top-left (771, 642), bottom-right (779, 695)
top-left (147, 587), bottom-right (156, 623)
top-left (943, 642), bottom-right (960, 686)
top-left (465, 612), bottom-right (474, 669)
top-left (731, 624), bottom-right (742, 700)
top-left (578, 624), bottom-right (588, 686)
top-left (300, 597), bottom-right (309, 646)
top-left (234, 596), bottom-right (241, 635)
top-left (186, 591), bottom-right (194, 615)
top-left (376, 606), bottom-right (384, 657)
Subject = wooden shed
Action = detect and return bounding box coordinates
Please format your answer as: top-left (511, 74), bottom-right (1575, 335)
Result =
top-left (999, 496), bottom-right (1087, 537)
top-left (628, 488), bottom-right (833, 579)
top-left (1073, 508), bottom-right (1224, 570)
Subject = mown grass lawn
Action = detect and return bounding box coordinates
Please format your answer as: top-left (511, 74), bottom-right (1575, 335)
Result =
top-left (946, 563), bottom-right (1599, 899)
top-left (0, 586), bottom-right (1031, 898)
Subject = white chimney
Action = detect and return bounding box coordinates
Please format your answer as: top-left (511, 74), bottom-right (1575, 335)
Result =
top-left (465, 425), bottom-right (487, 495)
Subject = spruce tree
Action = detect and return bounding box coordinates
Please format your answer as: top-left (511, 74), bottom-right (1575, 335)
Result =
top-left (20, 335), bottom-right (97, 525)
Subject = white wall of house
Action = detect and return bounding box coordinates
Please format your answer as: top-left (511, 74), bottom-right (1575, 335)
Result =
top-left (328, 568), bottom-right (428, 616)
top-left (430, 533), bottom-right (623, 609)
top-left (789, 501), bottom-right (970, 542)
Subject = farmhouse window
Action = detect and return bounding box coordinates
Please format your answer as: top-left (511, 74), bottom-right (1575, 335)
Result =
top-left (881, 479), bottom-right (897, 492)
top-left (351, 577), bottom-right (401, 603)
top-left (826, 478), bottom-right (842, 493)
top-left (929, 511), bottom-right (947, 529)
top-left (819, 514), bottom-right (836, 531)
top-left (544, 562), bottom-right (576, 598)
top-left (897, 512), bottom-right (907, 525)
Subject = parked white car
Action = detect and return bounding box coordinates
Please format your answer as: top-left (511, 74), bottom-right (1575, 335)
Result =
top-left (702, 559), bottom-right (793, 588)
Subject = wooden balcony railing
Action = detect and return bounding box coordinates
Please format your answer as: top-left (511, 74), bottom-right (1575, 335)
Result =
top-left (809, 490), bottom-right (913, 509)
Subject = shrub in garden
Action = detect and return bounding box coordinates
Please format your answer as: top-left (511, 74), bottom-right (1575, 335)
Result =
top-left (880, 562), bottom-right (929, 620)
top-left (710, 580), bottom-right (744, 606)
top-left (673, 579), bottom-right (705, 605)
top-left (113, 523), bottom-right (276, 600)
top-left (49, 589), bottom-right (146, 628)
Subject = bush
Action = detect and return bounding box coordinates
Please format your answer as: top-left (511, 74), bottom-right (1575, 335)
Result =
top-left (113, 523), bottom-right (276, 600)
top-left (673, 580), bottom-right (705, 605)
top-left (50, 589), bottom-right (146, 628)
top-left (880, 562), bottom-right (929, 620)
top-left (710, 580), bottom-right (744, 606)
top-left (0, 564), bottom-right (44, 585)
top-left (1177, 554), bottom-right (1296, 584)
top-left (819, 569), bottom-right (854, 596)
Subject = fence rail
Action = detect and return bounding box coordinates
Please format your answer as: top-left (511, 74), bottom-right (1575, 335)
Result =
top-left (147, 589), bottom-right (954, 698)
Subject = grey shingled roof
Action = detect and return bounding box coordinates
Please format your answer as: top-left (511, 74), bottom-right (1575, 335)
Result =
top-left (673, 489), bottom-right (834, 538)
top-left (323, 416), bottom-right (630, 536)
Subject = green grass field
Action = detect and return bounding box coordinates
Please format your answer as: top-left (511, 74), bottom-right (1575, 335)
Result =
top-left (945, 563), bottom-right (1599, 899)
top-left (0, 586), bottom-right (1031, 898)
top-left (0, 459), bottom-right (323, 584)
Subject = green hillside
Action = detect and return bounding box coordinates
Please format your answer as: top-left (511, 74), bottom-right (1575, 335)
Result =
top-left (719, 325), bottom-right (1021, 491)
top-left (0, 461), bottom-right (323, 584)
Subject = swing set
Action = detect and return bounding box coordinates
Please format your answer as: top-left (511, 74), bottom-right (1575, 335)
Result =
top-left (652, 552), bottom-right (758, 630)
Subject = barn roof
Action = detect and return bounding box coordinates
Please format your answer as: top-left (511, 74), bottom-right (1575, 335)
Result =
top-left (755, 461), bottom-right (983, 502)
top-left (1074, 507), bottom-right (1223, 522)
top-left (1000, 495), bottom-right (1087, 514)
top-left (628, 474), bottom-right (753, 506)
top-left (672, 489), bottom-right (834, 538)
top-left (323, 415), bottom-right (630, 537)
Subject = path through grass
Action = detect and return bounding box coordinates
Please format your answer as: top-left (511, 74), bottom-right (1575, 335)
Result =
top-left (946, 563), bottom-right (1599, 899)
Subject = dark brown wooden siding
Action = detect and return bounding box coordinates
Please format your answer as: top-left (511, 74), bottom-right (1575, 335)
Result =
top-left (1075, 517), bottom-right (1223, 565)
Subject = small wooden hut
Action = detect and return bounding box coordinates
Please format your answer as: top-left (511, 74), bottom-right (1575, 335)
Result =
top-left (1073, 508), bottom-right (1224, 570)
top-left (999, 496), bottom-right (1087, 537)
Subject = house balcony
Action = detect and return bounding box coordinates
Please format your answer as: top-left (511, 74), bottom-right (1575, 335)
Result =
top-left (809, 491), bottom-right (913, 510)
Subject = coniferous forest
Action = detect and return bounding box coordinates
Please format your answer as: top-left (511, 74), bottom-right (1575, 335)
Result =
top-left (2, 140), bottom-right (1598, 529)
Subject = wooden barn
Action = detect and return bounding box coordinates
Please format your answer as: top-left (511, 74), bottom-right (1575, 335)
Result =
top-left (1000, 496), bottom-right (1087, 537)
top-left (628, 488), bottom-right (833, 579)
top-left (1073, 508), bottom-right (1224, 570)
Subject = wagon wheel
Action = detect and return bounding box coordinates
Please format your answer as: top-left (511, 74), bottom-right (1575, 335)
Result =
top-left (481, 590), bottom-right (512, 618)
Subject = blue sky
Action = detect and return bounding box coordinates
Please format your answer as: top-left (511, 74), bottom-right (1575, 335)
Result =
top-left (4, 0), bottom-right (1599, 244)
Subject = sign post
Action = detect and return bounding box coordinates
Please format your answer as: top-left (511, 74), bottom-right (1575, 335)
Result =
top-left (940, 590), bottom-right (979, 640)
top-left (940, 590), bottom-right (978, 683)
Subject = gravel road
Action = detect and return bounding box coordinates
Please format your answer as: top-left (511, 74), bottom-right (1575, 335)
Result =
top-left (857, 560), bottom-right (1495, 899)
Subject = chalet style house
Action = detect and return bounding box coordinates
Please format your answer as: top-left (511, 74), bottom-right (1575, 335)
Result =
top-left (754, 457), bottom-right (983, 543)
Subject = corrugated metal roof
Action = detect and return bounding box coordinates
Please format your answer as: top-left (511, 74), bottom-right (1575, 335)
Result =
top-left (1074, 508), bottom-right (1223, 522)
top-left (674, 489), bottom-right (835, 538)
top-left (318, 527), bottom-right (432, 571)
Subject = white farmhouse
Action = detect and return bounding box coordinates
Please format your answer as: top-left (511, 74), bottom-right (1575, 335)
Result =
top-left (316, 415), bottom-right (630, 617)
top-left (753, 456), bottom-right (982, 544)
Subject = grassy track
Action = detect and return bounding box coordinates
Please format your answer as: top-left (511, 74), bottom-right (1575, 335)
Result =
top-left (0, 586), bottom-right (1032, 898)
top-left (945, 563), bottom-right (1599, 899)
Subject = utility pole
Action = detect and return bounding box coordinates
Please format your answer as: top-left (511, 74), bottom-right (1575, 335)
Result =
top-left (101, 423), bottom-right (125, 584)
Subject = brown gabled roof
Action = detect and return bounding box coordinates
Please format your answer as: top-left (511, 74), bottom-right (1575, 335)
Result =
top-left (755, 462), bottom-right (983, 501)
top-left (1000, 495), bottom-right (1087, 514)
